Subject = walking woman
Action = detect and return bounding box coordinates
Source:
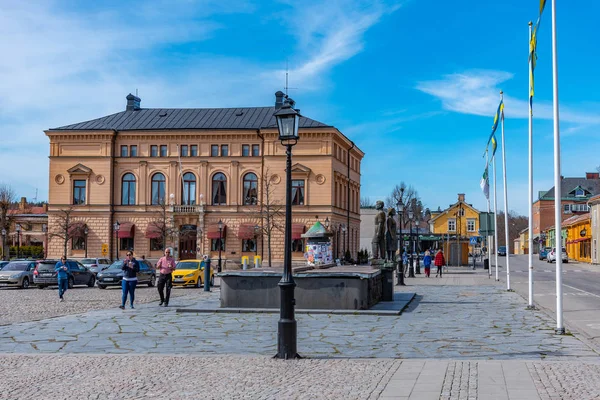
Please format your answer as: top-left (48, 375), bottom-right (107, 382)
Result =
top-left (423, 250), bottom-right (432, 277)
top-left (120, 251), bottom-right (139, 310)
top-left (434, 249), bottom-right (445, 278)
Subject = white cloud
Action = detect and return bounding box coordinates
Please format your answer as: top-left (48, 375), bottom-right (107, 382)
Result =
top-left (416, 70), bottom-right (600, 125)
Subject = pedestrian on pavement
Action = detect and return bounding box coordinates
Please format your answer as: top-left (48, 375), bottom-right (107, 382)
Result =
top-left (423, 250), bottom-right (432, 277)
top-left (434, 249), bottom-right (445, 278)
top-left (120, 251), bottom-right (139, 310)
top-left (156, 248), bottom-right (176, 307)
top-left (55, 256), bottom-right (69, 302)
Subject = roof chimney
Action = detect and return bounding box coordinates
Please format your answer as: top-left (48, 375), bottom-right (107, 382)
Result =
top-left (126, 93), bottom-right (141, 111)
top-left (585, 172), bottom-right (599, 180)
top-left (19, 197), bottom-right (27, 210)
top-left (458, 193), bottom-right (465, 202)
top-left (275, 91), bottom-right (285, 110)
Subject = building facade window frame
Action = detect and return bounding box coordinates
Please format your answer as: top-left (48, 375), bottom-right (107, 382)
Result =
top-left (72, 236), bottom-right (86, 250)
top-left (291, 239), bottom-right (304, 252)
top-left (121, 173), bottom-right (137, 205)
top-left (211, 238), bottom-right (225, 251)
top-left (212, 172), bottom-right (227, 205)
top-left (73, 180), bottom-right (87, 205)
top-left (160, 145), bottom-right (168, 157)
top-left (150, 145), bottom-right (158, 157)
top-left (242, 238), bottom-right (257, 252)
top-left (242, 144), bottom-right (250, 157)
top-left (182, 172), bottom-right (197, 205)
top-left (190, 145), bottom-right (198, 157)
top-left (221, 145), bottom-right (229, 157)
top-left (130, 145), bottom-right (137, 157)
top-left (448, 218), bottom-right (456, 232)
top-left (150, 238), bottom-right (164, 251)
top-left (252, 144), bottom-right (260, 157)
top-left (291, 179), bottom-right (305, 206)
top-left (242, 172), bottom-right (258, 205)
top-left (120, 145), bottom-right (128, 157)
top-left (120, 237), bottom-right (134, 251)
top-left (180, 145), bottom-right (189, 157)
top-left (467, 218), bottom-right (476, 232)
top-left (211, 145), bottom-right (219, 157)
top-left (151, 172), bottom-right (167, 205)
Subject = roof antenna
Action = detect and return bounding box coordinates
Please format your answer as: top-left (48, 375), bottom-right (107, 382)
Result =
top-left (136, 88), bottom-right (138, 97)
top-left (284, 59), bottom-right (297, 96)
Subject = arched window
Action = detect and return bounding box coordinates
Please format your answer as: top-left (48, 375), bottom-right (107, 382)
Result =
top-left (182, 172), bottom-right (196, 205)
top-left (243, 172), bottom-right (258, 205)
top-left (151, 173), bottom-right (166, 205)
top-left (121, 173), bottom-right (136, 205)
top-left (212, 173), bottom-right (227, 205)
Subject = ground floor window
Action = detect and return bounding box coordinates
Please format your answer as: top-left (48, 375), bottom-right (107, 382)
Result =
top-left (211, 238), bottom-right (225, 251)
top-left (150, 238), bottom-right (164, 251)
top-left (291, 239), bottom-right (304, 252)
top-left (580, 241), bottom-right (591, 259)
top-left (242, 239), bottom-right (257, 252)
top-left (120, 238), bottom-right (134, 251)
top-left (72, 237), bottom-right (85, 250)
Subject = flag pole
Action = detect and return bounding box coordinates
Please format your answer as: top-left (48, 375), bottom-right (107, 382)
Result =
top-left (527, 21), bottom-right (535, 309)
top-left (500, 91), bottom-right (511, 291)
top-left (551, 0), bottom-right (564, 335)
top-left (493, 152), bottom-right (499, 281)
top-left (486, 152), bottom-right (492, 279)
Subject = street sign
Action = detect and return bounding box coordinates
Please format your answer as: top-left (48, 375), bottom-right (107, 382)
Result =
top-left (469, 237), bottom-right (477, 245)
top-left (101, 243), bottom-right (109, 256)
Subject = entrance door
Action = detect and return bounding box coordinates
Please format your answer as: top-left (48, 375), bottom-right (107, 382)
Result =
top-left (449, 243), bottom-right (461, 266)
top-left (179, 227), bottom-right (197, 260)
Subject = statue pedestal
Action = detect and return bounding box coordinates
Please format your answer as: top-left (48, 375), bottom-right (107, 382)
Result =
top-left (370, 259), bottom-right (395, 301)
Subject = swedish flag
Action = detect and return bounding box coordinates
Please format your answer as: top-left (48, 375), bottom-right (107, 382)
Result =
top-left (487, 100), bottom-right (503, 157)
top-left (529, 0), bottom-right (547, 113)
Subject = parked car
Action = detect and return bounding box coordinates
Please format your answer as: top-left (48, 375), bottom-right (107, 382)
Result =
top-left (498, 246), bottom-right (507, 256)
top-left (0, 260), bottom-right (36, 288)
top-left (172, 259), bottom-right (214, 288)
top-left (539, 247), bottom-right (552, 260)
top-left (547, 248), bottom-right (568, 263)
top-left (96, 259), bottom-right (156, 289)
top-left (0, 261), bottom-right (9, 270)
top-left (74, 258), bottom-right (111, 276)
top-left (34, 259), bottom-right (96, 289)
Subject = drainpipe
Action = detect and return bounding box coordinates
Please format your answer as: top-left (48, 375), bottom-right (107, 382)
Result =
top-left (347, 140), bottom-right (355, 260)
top-left (110, 129), bottom-right (118, 261)
top-left (257, 129), bottom-right (265, 260)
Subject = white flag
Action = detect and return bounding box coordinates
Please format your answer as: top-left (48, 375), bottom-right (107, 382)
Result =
top-left (480, 166), bottom-right (489, 200)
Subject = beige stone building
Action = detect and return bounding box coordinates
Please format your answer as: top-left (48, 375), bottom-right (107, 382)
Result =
top-left (45, 92), bottom-right (363, 266)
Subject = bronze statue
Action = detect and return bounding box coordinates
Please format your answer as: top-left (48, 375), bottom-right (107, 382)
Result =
top-left (371, 200), bottom-right (386, 259)
top-left (386, 208), bottom-right (398, 261)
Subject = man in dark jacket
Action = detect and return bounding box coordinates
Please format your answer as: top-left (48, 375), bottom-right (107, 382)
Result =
top-left (120, 251), bottom-right (140, 309)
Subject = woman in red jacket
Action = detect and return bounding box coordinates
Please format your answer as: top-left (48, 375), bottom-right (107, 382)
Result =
top-left (434, 249), bottom-right (445, 278)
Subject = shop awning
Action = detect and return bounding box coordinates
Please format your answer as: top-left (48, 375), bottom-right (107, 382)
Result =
top-left (145, 222), bottom-right (164, 239)
top-left (292, 224), bottom-right (305, 240)
top-left (566, 237), bottom-right (590, 244)
top-left (117, 222), bottom-right (135, 238)
top-left (68, 222), bottom-right (87, 238)
top-left (207, 224), bottom-right (227, 239)
top-left (238, 223), bottom-right (259, 239)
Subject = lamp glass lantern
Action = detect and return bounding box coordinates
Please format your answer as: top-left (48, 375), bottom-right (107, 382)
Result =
top-left (113, 221), bottom-right (120, 232)
top-left (274, 101), bottom-right (300, 141)
top-left (1, 228), bottom-right (6, 236)
top-left (324, 217), bottom-right (330, 229)
top-left (408, 209), bottom-right (414, 220)
top-left (15, 224), bottom-right (21, 233)
top-left (217, 219), bottom-right (224, 231)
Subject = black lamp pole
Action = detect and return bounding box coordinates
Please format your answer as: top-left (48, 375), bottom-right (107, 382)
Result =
top-left (254, 224), bottom-right (260, 258)
top-left (16, 224), bottom-right (21, 259)
top-left (396, 194), bottom-right (405, 286)
top-left (408, 211), bottom-right (415, 278)
top-left (274, 95), bottom-right (301, 359)
top-left (415, 217), bottom-right (421, 274)
top-left (1, 228), bottom-right (5, 260)
top-left (113, 221), bottom-right (120, 260)
top-left (84, 227), bottom-right (89, 258)
top-left (217, 219), bottom-right (223, 273)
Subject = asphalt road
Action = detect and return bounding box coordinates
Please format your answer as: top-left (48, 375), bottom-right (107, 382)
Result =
top-left (492, 254), bottom-right (600, 352)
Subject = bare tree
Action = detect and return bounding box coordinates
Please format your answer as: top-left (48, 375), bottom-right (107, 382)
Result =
top-left (258, 167), bottom-right (284, 267)
top-left (147, 199), bottom-right (176, 254)
top-left (386, 183), bottom-right (421, 230)
top-left (495, 211), bottom-right (528, 253)
top-left (48, 207), bottom-right (80, 257)
top-left (360, 196), bottom-right (374, 208)
top-left (0, 184), bottom-right (16, 259)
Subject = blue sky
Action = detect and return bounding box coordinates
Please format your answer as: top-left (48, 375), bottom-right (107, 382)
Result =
top-left (1, 0), bottom-right (599, 215)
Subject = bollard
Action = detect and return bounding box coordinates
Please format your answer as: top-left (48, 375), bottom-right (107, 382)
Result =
top-left (242, 256), bottom-right (248, 270)
top-left (204, 258), bottom-right (211, 292)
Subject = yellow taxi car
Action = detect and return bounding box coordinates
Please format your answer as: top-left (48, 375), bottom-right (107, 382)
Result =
top-left (171, 259), bottom-right (214, 288)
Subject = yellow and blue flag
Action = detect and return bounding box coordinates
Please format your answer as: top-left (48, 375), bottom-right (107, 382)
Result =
top-left (486, 100), bottom-right (503, 157)
top-left (529, 0), bottom-right (547, 113)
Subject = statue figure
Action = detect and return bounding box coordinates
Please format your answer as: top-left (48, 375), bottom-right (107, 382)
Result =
top-left (386, 208), bottom-right (398, 261)
top-left (371, 200), bottom-right (386, 259)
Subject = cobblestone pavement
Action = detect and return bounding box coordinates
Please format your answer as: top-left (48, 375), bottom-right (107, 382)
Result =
top-left (0, 285), bottom-right (195, 325)
top-left (527, 362), bottom-right (600, 400)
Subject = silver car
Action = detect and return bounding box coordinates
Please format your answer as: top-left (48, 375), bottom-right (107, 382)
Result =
top-left (74, 258), bottom-right (111, 276)
top-left (0, 260), bottom-right (36, 289)
top-left (547, 247), bottom-right (568, 263)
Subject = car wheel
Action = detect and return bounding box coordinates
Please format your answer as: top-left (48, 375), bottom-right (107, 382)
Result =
top-left (98, 284), bottom-right (106, 289)
top-left (87, 276), bottom-right (95, 287)
top-left (148, 274), bottom-right (156, 287)
top-left (68, 277), bottom-right (74, 289)
top-left (196, 276), bottom-right (202, 288)
top-left (21, 278), bottom-right (29, 289)
top-left (564, 260), bottom-right (568, 263)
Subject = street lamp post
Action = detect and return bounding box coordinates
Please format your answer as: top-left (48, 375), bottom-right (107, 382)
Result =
top-left (415, 215), bottom-right (421, 274)
top-left (274, 95), bottom-right (301, 359)
top-left (341, 224), bottom-right (347, 262)
top-left (84, 227), bottom-right (89, 258)
top-left (254, 224), bottom-right (260, 258)
top-left (113, 221), bottom-right (120, 260)
top-left (15, 224), bottom-right (21, 259)
top-left (217, 219), bottom-right (223, 273)
top-left (396, 196), bottom-right (405, 286)
top-left (1, 228), bottom-right (6, 260)
top-left (408, 210), bottom-right (415, 277)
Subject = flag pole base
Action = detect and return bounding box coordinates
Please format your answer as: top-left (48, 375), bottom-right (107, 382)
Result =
top-left (555, 327), bottom-right (566, 335)
top-left (525, 305), bottom-right (537, 311)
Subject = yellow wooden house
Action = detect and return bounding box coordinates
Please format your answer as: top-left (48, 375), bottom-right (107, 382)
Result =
top-left (564, 213), bottom-right (591, 263)
top-left (429, 194), bottom-right (480, 266)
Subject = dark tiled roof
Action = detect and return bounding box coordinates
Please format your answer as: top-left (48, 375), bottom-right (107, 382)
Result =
top-left (50, 107), bottom-right (330, 131)
top-left (540, 177), bottom-right (600, 200)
